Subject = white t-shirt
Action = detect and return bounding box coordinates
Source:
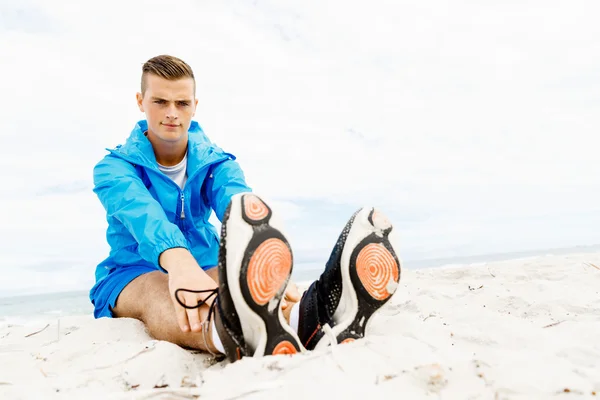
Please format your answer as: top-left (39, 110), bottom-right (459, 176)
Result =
top-left (157, 154), bottom-right (188, 189)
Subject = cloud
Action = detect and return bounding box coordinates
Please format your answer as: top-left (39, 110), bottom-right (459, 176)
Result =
top-left (0, 0), bottom-right (60, 34)
top-left (0, 0), bottom-right (599, 295)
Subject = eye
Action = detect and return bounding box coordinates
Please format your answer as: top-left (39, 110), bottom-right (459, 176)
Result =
top-left (177, 101), bottom-right (190, 107)
top-left (154, 100), bottom-right (166, 104)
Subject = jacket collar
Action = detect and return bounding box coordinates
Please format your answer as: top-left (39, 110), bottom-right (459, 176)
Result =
top-left (111, 120), bottom-right (225, 175)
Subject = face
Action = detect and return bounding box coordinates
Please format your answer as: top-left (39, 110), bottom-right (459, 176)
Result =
top-left (136, 74), bottom-right (198, 144)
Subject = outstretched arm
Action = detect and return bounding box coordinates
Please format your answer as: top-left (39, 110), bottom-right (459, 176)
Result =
top-left (93, 155), bottom-right (217, 333)
top-left (204, 155), bottom-right (253, 221)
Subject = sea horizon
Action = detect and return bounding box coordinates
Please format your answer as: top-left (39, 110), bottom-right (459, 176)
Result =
top-left (2, 242), bottom-right (598, 324)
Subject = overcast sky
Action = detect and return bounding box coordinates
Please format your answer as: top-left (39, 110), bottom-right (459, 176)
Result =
top-left (1, 0), bottom-right (599, 295)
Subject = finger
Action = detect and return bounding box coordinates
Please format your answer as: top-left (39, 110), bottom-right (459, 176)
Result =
top-left (281, 298), bottom-right (288, 310)
top-left (186, 295), bottom-right (203, 333)
top-left (198, 306), bottom-right (209, 328)
top-left (285, 281), bottom-right (301, 302)
top-left (192, 304), bottom-right (210, 334)
top-left (173, 296), bottom-right (190, 333)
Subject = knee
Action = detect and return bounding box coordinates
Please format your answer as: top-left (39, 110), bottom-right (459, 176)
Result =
top-left (138, 272), bottom-right (172, 320)
top-left (114, 271), bottom-right (170, 321)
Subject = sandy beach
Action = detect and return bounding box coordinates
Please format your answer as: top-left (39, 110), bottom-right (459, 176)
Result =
top-left (1, 252), bottom-right (599, 400)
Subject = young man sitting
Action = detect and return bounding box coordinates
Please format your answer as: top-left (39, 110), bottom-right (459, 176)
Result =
top-left (90, 55), bottom-right (401, 361)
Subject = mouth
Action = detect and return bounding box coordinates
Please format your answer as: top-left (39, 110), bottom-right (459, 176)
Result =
top-left (162, 123), bottom-right (180, 128)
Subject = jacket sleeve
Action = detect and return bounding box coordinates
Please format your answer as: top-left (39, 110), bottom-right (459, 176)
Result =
top-left (93, 155), bottom-right (190, 270)
top-left (205, 154), bottom-right (253, 221)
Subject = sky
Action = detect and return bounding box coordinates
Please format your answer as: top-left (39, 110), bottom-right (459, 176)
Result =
top-left (1, 0), bottom-right (599, 296)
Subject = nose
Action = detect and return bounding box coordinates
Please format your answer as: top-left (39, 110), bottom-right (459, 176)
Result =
top-left (166, 104), bottom-right (178, 120)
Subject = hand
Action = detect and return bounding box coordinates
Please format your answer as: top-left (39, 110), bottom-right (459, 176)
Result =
top-left (160, 248), bottom-right (218, 333)
top-left (281, 280), bottom-right (301, 311)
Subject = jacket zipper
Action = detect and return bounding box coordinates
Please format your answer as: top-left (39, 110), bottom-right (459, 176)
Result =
top-left (110, 151), bottom-right (227, 224)
top-left (180, 192), bottom-right (185, 219)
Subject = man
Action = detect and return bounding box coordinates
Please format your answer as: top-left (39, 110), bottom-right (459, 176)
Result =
top-left (90, 55), bottom-right (401, 362)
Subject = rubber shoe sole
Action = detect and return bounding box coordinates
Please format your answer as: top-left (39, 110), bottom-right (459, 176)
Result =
top-left (314, 207), bottom-right (401, 348)
top-left (219, 193), bottom-right (304, 358)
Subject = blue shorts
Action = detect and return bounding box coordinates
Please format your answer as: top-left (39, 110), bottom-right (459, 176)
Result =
top-left (90, 264), bottom-right (216, 319)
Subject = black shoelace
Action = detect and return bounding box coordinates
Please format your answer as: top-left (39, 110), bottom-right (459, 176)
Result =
top-left (174, 287), bottom-right (219, 310)
top-left (174, 287), bottom-right (220, 356)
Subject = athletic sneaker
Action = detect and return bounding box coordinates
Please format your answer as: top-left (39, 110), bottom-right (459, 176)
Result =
top-left (297, 207), bottom-right (401, 350)
top-left (212, 193), bottom-right (304, 362)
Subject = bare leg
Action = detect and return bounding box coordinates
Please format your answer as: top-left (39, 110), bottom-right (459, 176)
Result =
top-left (112, 269), bottom-right (220, 353)
top-left (112, 266), bottom-right (297, 354)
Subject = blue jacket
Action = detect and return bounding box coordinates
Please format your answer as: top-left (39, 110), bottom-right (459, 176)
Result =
top-left (92, 120), bottom-right (252, 283)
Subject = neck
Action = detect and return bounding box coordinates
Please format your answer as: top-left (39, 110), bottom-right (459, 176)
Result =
top-left (145, 132), bottom-right (188, 167)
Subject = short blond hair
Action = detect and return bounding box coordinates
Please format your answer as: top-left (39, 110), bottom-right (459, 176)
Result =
top-left (141, 55), bottom-right (195, 95)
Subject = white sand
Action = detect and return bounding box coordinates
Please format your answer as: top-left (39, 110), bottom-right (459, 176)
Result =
top-left (1, 252), bottom-right (599, 400)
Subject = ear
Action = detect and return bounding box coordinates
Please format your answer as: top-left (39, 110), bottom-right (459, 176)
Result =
top-left (192, 98), bottom-right (199, 116)
top-left (136, 92), bottom-right (144, 112)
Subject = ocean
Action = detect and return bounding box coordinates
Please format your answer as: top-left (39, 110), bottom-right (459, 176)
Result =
top-left (1, 244), bottom-right (598, 324)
